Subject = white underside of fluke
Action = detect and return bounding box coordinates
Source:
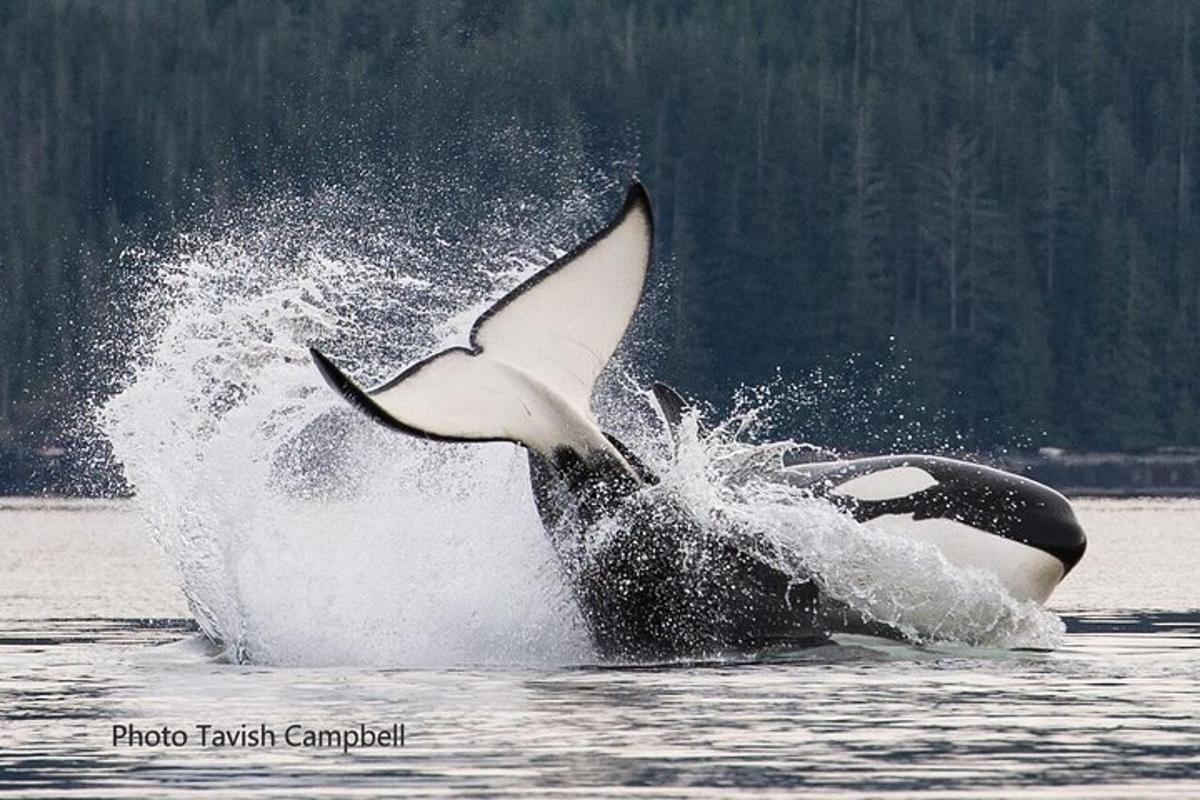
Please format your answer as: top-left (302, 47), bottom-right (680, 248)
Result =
top-left (370, 352), bottom-right (615, 460)
top-left (313, 185), bottom-right (654, 473)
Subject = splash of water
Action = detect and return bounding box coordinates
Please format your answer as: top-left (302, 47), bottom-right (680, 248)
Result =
top-left (635, 400), bottom-right (1065, 650)
top-left (98, 180), bottom-right (1062, 666)
top-left (97, 181), bottom-right (609, 666)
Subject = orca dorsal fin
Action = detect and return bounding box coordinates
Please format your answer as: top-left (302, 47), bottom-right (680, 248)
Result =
top-left (651, 381), bottom-right (690, 438)
top-left (310, 183), bottom-right (653, 475)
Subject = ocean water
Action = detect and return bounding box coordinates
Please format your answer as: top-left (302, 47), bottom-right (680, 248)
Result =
top-left (1, 497), bottom-right (1197, 798)
top-left (8, 180), bottom-right (1194, 796)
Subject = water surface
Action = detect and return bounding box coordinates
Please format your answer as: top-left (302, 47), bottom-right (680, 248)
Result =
top-left (1, 497), bottom-right (1197, 798)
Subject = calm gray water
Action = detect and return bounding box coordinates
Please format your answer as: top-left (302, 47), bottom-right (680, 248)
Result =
top-left (1, 498), bottom-right (1197, 798)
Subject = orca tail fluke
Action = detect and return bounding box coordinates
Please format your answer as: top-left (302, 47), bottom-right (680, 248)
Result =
top-left (309, 347), bottom-right (412, 434)
top-left (308, 182), bottom-right (654, 477)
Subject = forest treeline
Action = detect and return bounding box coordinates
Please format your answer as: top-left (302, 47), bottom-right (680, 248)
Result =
top-left (3, 0), bottom-right (1200, 453)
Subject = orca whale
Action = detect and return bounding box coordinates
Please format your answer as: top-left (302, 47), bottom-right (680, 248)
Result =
top-left (309, 181), bottom-right (1086, 660)
top-left (650, 383), bottom-right (1086, 606)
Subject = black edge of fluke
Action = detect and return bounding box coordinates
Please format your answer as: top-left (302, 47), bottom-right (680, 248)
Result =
top-left (625, 179), bottom-right (653, 225)
top-left (308, 347), bottom-right (408, 433)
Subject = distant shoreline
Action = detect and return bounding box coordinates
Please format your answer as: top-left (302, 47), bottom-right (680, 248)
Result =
top-left (992, 450), bottom-right (1200, 498)
top-left (6, 445), bottom-right (1200, 499)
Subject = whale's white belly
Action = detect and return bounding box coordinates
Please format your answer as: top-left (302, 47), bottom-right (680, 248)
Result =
top-left (864, 514), bottom-right (1066, 604)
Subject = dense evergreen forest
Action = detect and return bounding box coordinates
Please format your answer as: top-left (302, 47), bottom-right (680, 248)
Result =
top-left (3, 0), bottom-right (1200, 459)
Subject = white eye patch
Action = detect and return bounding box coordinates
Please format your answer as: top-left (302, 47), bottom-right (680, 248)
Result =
top-left (831, 466), bottom-right (938, 502)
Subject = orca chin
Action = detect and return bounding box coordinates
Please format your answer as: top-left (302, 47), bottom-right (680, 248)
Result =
top-left (310, 181), bottom-right (1087, 661)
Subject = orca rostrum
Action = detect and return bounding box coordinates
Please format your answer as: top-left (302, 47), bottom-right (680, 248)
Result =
top-left (310, 182), bottom-right (1086, 661)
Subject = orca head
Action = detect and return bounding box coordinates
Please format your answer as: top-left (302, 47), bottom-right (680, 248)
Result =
top-left (825, 456), bottom-right (1087, 575)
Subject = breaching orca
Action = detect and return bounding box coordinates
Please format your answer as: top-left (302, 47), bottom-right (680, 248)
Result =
top-left (309, 181), bottom-right (1086, 660)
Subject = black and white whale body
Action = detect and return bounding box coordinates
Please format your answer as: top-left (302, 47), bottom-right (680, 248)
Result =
top-left (782, 455), bottom-right (1084, 603)
top-left (651, 383), bottom-right (1087, 606)
top-left (524, 443), bottom-right (829, 658)
top-left (309, 181), bottom-right (1086, 660)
